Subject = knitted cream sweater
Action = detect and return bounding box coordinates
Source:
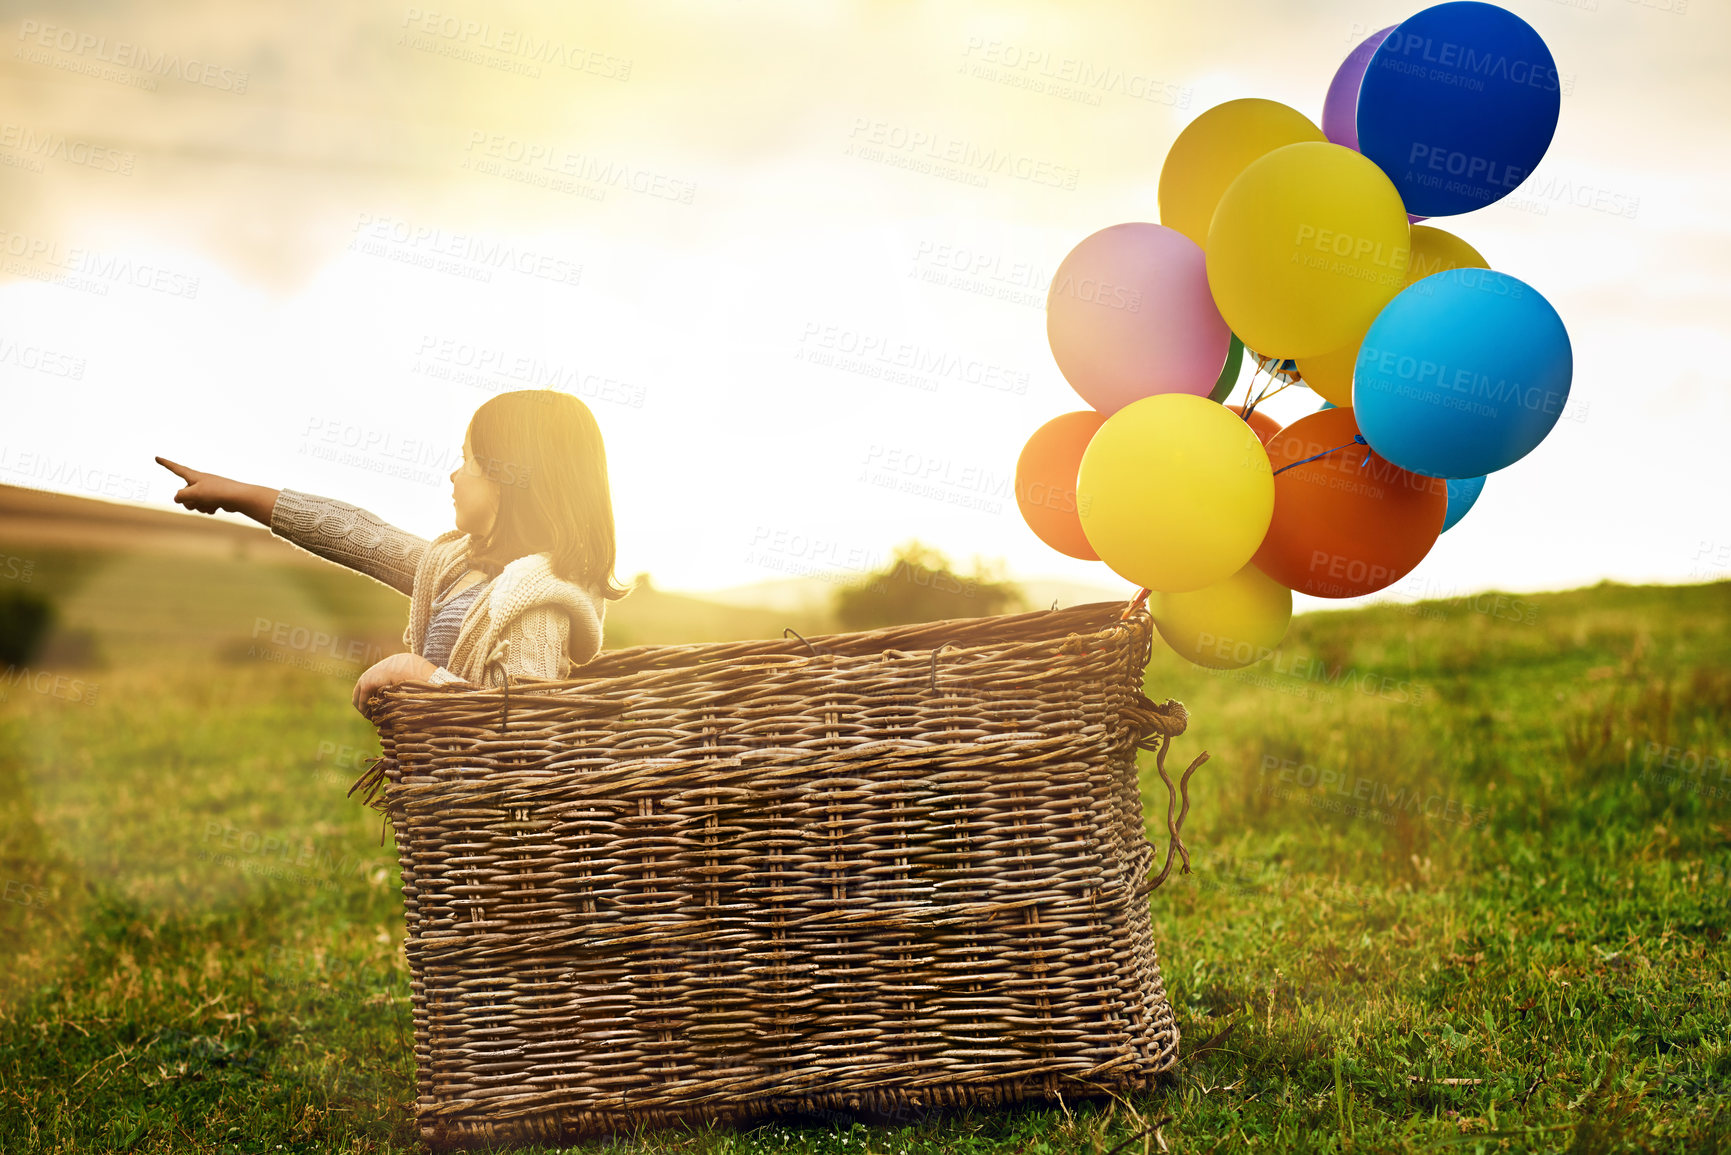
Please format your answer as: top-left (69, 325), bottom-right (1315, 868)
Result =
top-left (268, 489), bottom-right (605, 687)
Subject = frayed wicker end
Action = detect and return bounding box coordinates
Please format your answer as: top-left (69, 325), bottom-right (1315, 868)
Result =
top-left (348, 754), bottom-right (391, 815)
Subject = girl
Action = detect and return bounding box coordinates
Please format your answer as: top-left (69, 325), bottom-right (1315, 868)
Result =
top-left (156, 389), bottom-right (629, 715)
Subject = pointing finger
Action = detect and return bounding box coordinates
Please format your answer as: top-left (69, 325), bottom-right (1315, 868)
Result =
top-left (154, 456), bottom-right (198, 483)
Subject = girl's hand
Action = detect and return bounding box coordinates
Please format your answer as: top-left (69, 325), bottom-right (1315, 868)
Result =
top-left (155, 457), bottom-right (280, 526)
top-left (352, 652), bottom-right (438, 718)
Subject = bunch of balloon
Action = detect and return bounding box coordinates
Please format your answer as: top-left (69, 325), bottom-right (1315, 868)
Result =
top-left (1014, 1), bottom-right (1570, 672)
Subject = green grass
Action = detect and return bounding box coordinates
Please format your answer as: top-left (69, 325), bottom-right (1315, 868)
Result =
top-left (2, 543), bottom-right (1727, 1153)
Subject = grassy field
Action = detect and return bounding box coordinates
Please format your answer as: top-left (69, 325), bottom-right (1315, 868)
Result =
top-left (1, 536), bottom-right (1728, 1153)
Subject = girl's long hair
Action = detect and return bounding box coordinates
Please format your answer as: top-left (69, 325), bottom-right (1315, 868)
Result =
top-left (463, 390), bottom-right (631, 600)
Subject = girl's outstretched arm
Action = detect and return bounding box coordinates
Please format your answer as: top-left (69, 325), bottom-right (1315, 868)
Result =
top-left (156, 456), bottom-right (427, 597)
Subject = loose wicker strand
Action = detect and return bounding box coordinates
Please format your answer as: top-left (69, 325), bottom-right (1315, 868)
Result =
top-left (927, 643), bottom-right (951, 692)
top-left (1138, 739), bottom-right (1210, 898)
top-left (782, 627), bottom-right (831, 655)
top-left (349, 754), bottom-right (391, 814)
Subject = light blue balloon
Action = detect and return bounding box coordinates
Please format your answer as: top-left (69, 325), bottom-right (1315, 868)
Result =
top-left (1318, 400), bottom-right (1338, 411)
top-left (1353, 268), bottom-right (1571, 478)
top-left (1441, 475), bottom-right (1485, 532)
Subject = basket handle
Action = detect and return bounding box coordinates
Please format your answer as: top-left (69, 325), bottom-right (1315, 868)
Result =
top-left (1127, 693), bottom-right (1209, 899)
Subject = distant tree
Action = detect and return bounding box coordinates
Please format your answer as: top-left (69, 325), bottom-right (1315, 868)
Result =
top-left (0, 589), bottom-right (55, 666)
top-left (833, 541), bottom-right (1026, 630)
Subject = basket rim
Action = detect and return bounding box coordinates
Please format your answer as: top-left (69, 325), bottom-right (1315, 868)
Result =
top-left (377, 598), bottom-right (1150, 705)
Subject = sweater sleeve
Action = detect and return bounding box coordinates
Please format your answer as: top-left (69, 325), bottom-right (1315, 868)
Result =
top-left (268, 488), bottom-right (429, 598)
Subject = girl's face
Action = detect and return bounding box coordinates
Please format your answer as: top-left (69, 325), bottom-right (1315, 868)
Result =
top-left (451, 431), bottom-right (501, 538)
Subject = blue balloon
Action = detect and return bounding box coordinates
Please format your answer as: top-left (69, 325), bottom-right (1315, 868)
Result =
top-left (1441, 475), bottom-right (1486, 532)
top-left (1353, 268), bottom-right (1572, 478)
top-left (1318, 400), bottom-right (1338, 411)
top-left (1357, 2), bottom-right (1560, 217)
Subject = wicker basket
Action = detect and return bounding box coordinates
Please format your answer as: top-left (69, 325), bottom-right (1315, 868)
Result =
top-left (358, 598), bottom-right (1204, 1150)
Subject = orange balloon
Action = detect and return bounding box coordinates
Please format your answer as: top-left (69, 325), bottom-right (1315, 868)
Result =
top-left (1227, 404), bottom-right (1282, 446)
top-left (1016, 411), bottom-right (1105, 560)
top-left (1252, 407), bottom-right (1447, 598)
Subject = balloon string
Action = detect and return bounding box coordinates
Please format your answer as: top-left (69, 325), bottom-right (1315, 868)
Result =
top-left (1272, 434), bottom-right (1370, 476)
top-left (1243, 376), bottom-right (1269, 419)
top-left (1241, 358), bottom-right (1277, 421)
top-left (1236, 356), bottom-right (1267, 412)
top-left (1241, 353), bottom-right (1299, 422)
top-left (1246, 377), bottom-right (1297, 417)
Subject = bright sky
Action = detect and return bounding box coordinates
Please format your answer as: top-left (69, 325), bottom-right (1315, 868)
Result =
top-left (1, 0), bottom-right (1725, 610)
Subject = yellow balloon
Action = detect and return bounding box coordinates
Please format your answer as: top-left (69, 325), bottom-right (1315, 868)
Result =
top-left (1296, 226), bottom-right (1489, 404)
top-left (1153, 562), bottom-right (1292, 670)
top-left (1403, 225), bottom-right (1487, 285)
top-left (1291, 342), bottom-right (1359, 407)
top-left (1206, 141), bottom-right (1411, 359)
top-left (1076, 393), bottom-right (1274, 594)
top-left (1158, 99), bottom-right (1326, 248)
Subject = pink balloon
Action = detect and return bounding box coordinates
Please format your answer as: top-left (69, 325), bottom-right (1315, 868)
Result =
top-left (1046, 223), bottom-right (1229, 415)
top-left (1322, 25), bottom-right (1426, 224)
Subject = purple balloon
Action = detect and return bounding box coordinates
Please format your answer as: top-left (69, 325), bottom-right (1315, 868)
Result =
top-left (1323, 25), bottom-right (1424, 224)
top-left (1323, 26), bottom-right (1394, 152)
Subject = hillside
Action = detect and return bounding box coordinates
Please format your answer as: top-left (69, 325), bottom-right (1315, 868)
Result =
top-left (0, 485), bottom-right (852, 665)
top-left (0, 483), bottom-right (326, 563)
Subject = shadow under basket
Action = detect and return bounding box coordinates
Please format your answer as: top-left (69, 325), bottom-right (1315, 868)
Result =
top-left (356, 598), bottom-right (1205, 1151)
